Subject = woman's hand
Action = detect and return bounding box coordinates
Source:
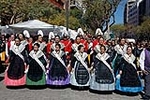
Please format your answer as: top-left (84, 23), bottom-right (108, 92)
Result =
top-left (119, 70), bottom-right (122, 75)
top-left (142, 70), bottom-right (149, 75)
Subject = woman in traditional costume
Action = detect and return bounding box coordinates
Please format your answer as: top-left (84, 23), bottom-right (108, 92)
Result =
top-left (4, 38), bottom-right (28, 86)
top-left (34, 32), bottom-right (46, 52)
top-left (18, 33), bottom-right (29, 51)
top-left (71, 36), bottom-right (83, 54)
top-left (94, 37), bottom-right (105, 54)
top-left (26, 43), bottom-right (47, 85)
top-left (106, 40), bottom-right (116, 62)
top-left (70, 45), bottom-right (90, 87)
top-left (115, 46), bottom-right (143, 93)
top-left (113, 38), bottom-right (127, 75)
top-left (90, 45), bottom-right (115, 91)
top-left (46, 43), bottom-right (70, 85)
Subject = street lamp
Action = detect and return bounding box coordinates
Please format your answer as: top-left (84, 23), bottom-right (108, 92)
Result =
top-left (65, 0), bottom-right (70, 31)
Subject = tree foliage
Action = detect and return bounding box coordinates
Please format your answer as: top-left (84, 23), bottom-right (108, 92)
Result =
top-left (82, 0), bottom-right (122, 33)
top-left (136, 17), bottom-right (150, 40)
top-left (0, 0), bottom-right (60, 25)
top-left (0, 0), bottom-right (121, 32)
top-left (111, 17), bottom-right (150, 40)
top-left (110, 24), bottom-right (126, 35)
top-left (0, 0), bottom-right (81, 30)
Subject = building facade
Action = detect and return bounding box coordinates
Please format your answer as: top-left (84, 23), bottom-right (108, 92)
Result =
top-left (145, 0), bottom-right (150, 16)
top-left (124, 0), bottom-right (136, 24)
top-left (124, 0), bottom-right (145, 26)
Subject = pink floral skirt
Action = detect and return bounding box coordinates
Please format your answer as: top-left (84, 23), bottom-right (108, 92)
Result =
top-left (4, 68), bottom-right (26, 86)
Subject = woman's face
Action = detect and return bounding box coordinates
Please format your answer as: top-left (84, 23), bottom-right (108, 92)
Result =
top-left (99, 37), bottom-right (104, 44)
top-left (120, 39), bottom-right (125, 45)
top-left (55, 37), bottom-right (60, 43)
top-left (80, 47), bottom-right (84, 53)
top-left (34, 45), bottom-right (39, 51)
top-left (10, 35), bottom-right (15, 41)
top-left (29, 37), bottom-right (33, 42)
top-left (15, 39), bottom-right (20, 46)
top-left (19, 34), bottom-right (24, 40)
top-left (55, 45), bottom-right (60, 51)
top-left (100, 46), bottom-right (105, 54)
top-left (87, 38), bottom-right (92, 43)
top-left (107, 40), bottom-right (111, 45)
top-left (127, 47), bottom-right (132, 54)
top-left (76, 37), bottom-right (81, 44)
top-left (38, 36), bottom-right (43, 42)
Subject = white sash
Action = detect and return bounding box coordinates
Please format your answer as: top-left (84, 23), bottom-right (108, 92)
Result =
top-left (40, 42), bottom-right (46, 51)
top-left (21, 40), bottom-right (28, 47)
top-left (74, 52), bottom-right (88, 70)
top-left (96, 53), bottom-right (112, 72)
top-left (88, 43), bottom-right (93, 49)
top-left (29, 50), bottom-right (46, 72)
top-left (114, 44), bottom-right (127, 55)
top-left (94, 45), bottom-right (101, 53)
top-left (72, 43), bottom-right (83, 52)
top-left (11, 45), bottom-right (25, 61)
top-left (51, 51), bottom-right (66, 67)
top-left (72, 43), bottom-right (78, 52)
top-left (123, 53), bottom-right (136, 70)
top-left (88, 43), bottom-right (93, 54)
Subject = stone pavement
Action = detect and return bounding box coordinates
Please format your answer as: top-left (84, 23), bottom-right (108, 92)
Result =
top-left (0, 73), bottom-right (141, 100)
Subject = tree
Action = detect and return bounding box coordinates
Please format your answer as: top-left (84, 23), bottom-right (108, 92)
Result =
top-left (137, 17), bottom-right (150, 40)
top-left (82, 0), bottom-right (122, 33)
top-left (0, 0), bottom-right (59, 25)
top-left (0, 0), bottom-right (81, 30)
top-left (47, 11), bottom-right (81, 29)
top-left (110, 24), bottom-right (126, 36)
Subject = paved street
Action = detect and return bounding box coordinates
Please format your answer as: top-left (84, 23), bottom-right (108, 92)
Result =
top-left (0, 73), bottom-right (141, 100)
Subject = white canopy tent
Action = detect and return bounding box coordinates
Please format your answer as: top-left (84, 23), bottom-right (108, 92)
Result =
top-left (10, 20), bottom-right (54, 29)
top-left (9, 20), bottom-right (58, 36)
top-left (9, 20), bottom-right (78, 40)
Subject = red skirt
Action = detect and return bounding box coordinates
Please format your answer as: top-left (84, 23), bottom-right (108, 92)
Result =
top-left (4, 68), bottom-right (26, 86)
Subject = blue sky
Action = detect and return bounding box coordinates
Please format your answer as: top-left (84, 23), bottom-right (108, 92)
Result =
top-left (115, 0), bottom-right (127, 24)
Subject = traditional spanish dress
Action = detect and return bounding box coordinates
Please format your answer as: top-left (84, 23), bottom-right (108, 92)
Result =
top-left (70, 51), bottom-right (90, 87)
top-left (46, 50), bottom-right (70, 85)
top-left (113, 44), bottom-right (127, 75)
top-left (90, 52), bottom-right (115, 91)
top-left (26, 50), bottom-right (47, 85)
top-left (106, 45), bottom-right (116, 62)
top-left (116, 53), bottom-right (143, 93)
top-left (4, 42), bottom-right (28, 86)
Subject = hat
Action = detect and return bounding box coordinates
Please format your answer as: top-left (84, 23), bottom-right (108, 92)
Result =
top-left (62, 28), bottom-right (69, 37)
top-left (95, 28), bottom-right (103, 36)
top-left (77, 28), bottom-right (84, 36)
top-left (49, 32), bottom-right (55, 40)
top-left (23, 30), bottom-right (30, 38)
top-left (37, 30), bottom-right (43, 37)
